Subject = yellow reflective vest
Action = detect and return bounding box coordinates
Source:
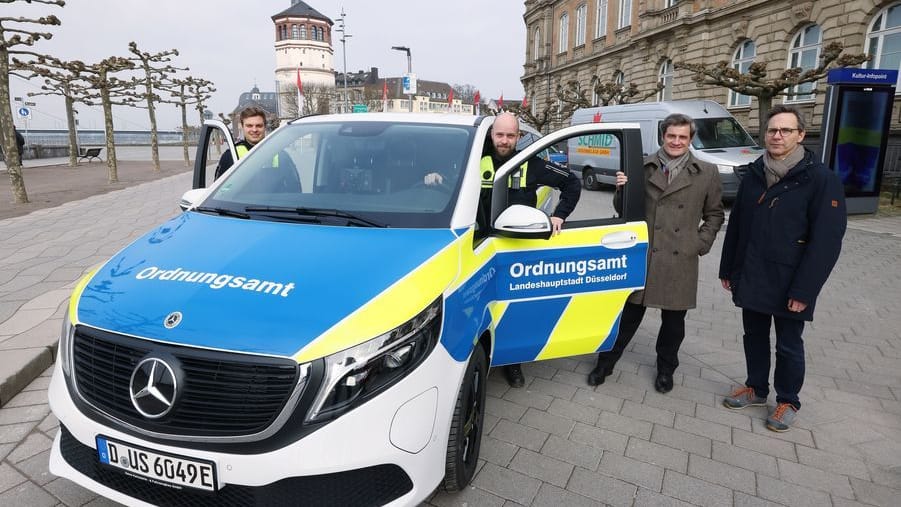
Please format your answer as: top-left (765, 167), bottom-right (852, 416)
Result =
top-left (480, 155), bottom-right (528, 189)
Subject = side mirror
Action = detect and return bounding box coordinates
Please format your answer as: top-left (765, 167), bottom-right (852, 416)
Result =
top-left (493, 204), bottom-right (552, 240)
top-left (178, 188), bottom-right (208, 211)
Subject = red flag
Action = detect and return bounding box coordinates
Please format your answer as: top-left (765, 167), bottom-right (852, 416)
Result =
top-left (592, 111), bottom-right (602, 123)
top-left (473, 90), bottom-right (480, 105)
top-left (296, 68), bottom-right (303, 93)
top-left (448, 88), bottom-right (454, 105)
top-left (497, 93), bottom-right (504, 110)
top-left (521, 95), bottom-right (528, 109)
top-left (382, 79), bottom-right (388, 100)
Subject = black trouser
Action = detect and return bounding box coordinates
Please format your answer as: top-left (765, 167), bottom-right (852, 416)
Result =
top-left (741, 308), bottom-right (806, 409)
top-left (596, 302), bottom-right (688, 375)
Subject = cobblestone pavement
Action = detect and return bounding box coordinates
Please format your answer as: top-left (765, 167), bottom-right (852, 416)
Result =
top-left (1, 172), bottom-right (899, 506)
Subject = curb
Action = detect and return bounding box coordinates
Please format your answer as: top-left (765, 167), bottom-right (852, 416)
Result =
top-left (0, 345), bottom-right (56, 406)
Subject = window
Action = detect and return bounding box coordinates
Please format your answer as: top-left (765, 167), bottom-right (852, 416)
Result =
top-left (291, 24), bottom-right (299, 39)
top-left (618, 0), bottom-right (632, 29)
top-left (614, 70), bottom-right (624, 87)
top-left (300, 25), bottom-right (307, 40)
top-left (559, 13), bottom-right (569, 52)
top-left (665, 0), bottom-right (678, 7)
top-left (596, 0), bottom-right (608, 39)
top-left (533, 27), bottom-right (541, 61)
top-left (786, 24), bottom-right (821, 102)
top-left (729, 40), bottom-right (756, 107)
top-left (866, 2), bottom-right (901, 89)
top-left (658, 60), bottom-right (673, 101)
top-left (576, 4), bottom-right (587, 46)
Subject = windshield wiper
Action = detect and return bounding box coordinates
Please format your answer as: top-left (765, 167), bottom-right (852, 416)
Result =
top-left (243, 206), bottom-right (386, 227)
top-left (194, 206), bottom-right (250, 219)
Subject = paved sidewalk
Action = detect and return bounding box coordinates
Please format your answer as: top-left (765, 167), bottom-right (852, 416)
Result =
top-left (0, 170), bottom-right (899, 505)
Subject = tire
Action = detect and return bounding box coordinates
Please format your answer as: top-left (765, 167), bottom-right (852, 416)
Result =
top-left (442, 344), bottom-right (488, 491)
top-left (583, 168), bottom-right (602, 190)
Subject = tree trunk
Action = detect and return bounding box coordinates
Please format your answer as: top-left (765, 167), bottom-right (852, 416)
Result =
top-left (0, 45), bottom-right (29, 203)
top-left (146, 71), bottom-right (160, 172)
top-left (101, 82), bottom-right (119, 183)
top-left (64, 92), bottom-right (78, 167)
top-left (756, 94), bottom-right (774, 146)
top-left (180, 100), bottom-right (190, 167)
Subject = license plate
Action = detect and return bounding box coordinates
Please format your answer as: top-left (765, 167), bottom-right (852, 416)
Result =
top-left (96, 435), bottom-right (217, 492)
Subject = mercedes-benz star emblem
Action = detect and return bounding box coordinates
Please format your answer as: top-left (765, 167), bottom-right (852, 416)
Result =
top-left (164, 311), bottom-right (182, 329)
top-left (130, 358), bottom-right (177, 419)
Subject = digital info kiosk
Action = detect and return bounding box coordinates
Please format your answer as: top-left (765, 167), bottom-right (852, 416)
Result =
top-left (820, 68), bottom-right (897, 214)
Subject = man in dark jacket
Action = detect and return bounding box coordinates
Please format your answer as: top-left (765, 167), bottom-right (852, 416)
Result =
top-left (486, 112), bottom-right (582, 387)
top-left (719, 105), bottom-right (846, 432)
top-left (587, 113), bottom-right (724, 393)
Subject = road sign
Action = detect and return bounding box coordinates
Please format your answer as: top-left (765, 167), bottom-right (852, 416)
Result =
top-left (352, 104), bottom-right (368, 113)
top-left (24, 101), bottom-right (36, 107)
top-left (17, 107), bottom-right (31, 119)
top-left (402, 73), bottom-right (417, 95)
top-left (14, 96), bottom-right (23, 102)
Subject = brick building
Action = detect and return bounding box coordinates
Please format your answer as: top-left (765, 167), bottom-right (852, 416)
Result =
top-left (521, 0), bottom-right (901, 177)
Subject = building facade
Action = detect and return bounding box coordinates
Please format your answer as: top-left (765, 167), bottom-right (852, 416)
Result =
top-left (522, 0), bottom-right (901, 175)
top-left (273, 0), bottom-right (336, 120)
top-left (334, 67), bottom-right (474, 114)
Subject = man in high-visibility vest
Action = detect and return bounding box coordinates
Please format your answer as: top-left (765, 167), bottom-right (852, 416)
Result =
top-left (487, 112), bottom-right (581, 387)
top-left (215, 106), bottom-right (268, 180)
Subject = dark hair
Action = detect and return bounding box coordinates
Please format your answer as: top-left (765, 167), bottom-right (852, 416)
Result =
top-left (239, 106), bottom-right (267, 124)
top-left (765, 105), bottom-right (805, 131)
top-left (660, 113), bottom-right (696, 137)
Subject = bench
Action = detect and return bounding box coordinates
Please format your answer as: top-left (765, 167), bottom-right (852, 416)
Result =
top-left (78, 147), bottom-right (103, 162)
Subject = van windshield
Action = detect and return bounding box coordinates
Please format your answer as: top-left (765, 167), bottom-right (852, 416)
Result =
top-left (690, 117), bottom-right (756, 149)
top-left (201, 122), bottom-right (475, 228)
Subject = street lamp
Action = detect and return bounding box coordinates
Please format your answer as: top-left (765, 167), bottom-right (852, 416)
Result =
top-left (337, 9), bottom-right (352, 113)
top-left (391, 46), bottom-right (413, 112)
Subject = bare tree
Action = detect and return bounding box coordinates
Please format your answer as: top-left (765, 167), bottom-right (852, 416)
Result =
top-left (676, 41), bottom-right (868, 142)
top-left (282, 88), bottom-right (300, 118)
top-left (66, 57), bottom-right (137, 183)
top-left (164, 76), bottom-right (215, 166)
top-left (452, 83), bottom-right (477, 104)
top-left (301, 83), bottom-right (333, 115)
top-left (588, 74), bottom-right (663, 107)
top-left (0, 0), bottom-right (65, 204)
top-left (14, 56), bottom-right (84, 167)
top-left (509, 103), bottom-right (556, 134)
top-left (125, 42), bottom-right (182, 172)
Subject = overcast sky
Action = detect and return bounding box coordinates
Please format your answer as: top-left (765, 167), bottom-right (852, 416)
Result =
top-left (7, 0), bottom-right (526, 131)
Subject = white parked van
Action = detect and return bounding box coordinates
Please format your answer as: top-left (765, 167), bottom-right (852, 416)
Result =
top-left (568, 100), bottom-right (763, 199)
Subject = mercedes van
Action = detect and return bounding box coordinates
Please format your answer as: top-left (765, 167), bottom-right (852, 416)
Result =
top-left (569, 100), bottom-right (763, 199)
top-left (49, 113), bottom-right (650, 506)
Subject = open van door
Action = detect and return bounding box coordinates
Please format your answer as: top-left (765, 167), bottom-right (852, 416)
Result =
top-left (485, 123), bottom-right (649, 365)
top-left (192, 120), bottom-right (237, 189)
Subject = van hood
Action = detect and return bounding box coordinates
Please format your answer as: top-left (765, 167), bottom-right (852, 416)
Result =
top-left (75, 212), bottom-right (459, 358)
top-left (693, 146), bottom-right (764, 167)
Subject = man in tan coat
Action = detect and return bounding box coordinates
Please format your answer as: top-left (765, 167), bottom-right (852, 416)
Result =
top-left (587, 113), bottom-right (724, 393)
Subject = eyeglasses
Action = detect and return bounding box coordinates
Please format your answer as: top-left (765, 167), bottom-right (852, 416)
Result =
top-left (765, 127), bottom-right (800, 137)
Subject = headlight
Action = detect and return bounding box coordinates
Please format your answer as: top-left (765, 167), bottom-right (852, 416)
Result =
top-left (306, 297), bottom-right (442, 423)
top-left (59, 309), bottom-right (75, 376)
top-left (716, 164), bottom-right (734, 174)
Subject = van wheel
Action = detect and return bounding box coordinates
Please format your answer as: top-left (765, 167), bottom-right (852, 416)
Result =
top-left (583, 169), bottom-right (602, 190)
top-left (442, 344), bottom-right (487, 491)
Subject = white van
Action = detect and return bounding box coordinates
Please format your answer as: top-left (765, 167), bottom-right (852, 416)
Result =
top-left (48, 113), bottom-right (650, 506)
top-left (568, 100), bottom-right (763, 199)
